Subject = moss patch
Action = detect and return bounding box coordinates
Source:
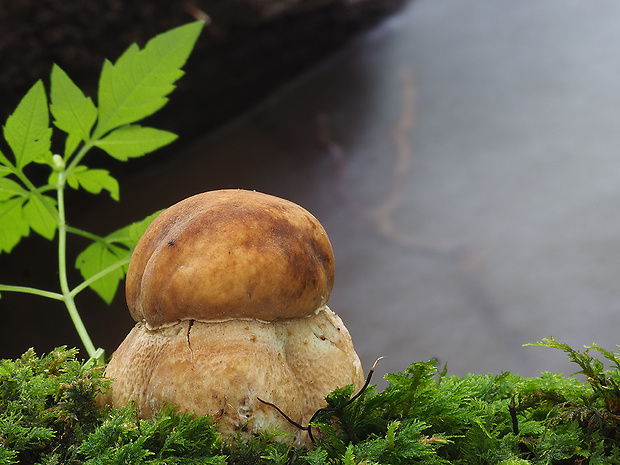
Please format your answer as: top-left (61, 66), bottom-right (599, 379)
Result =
top-left (2, 341), bottom-right (620, 464)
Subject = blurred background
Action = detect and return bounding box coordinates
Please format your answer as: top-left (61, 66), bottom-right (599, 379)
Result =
top-left (3, 0), bottom-right (620, 386)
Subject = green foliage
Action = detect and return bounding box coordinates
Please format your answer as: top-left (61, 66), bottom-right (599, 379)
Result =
top-left (4, 342), bottom-right (620, 463)
top-left (80, 407), bottom-right (226, 464)
top-left (0, 21), bottom-right (204, 359)
top-left (527, 337), bottom-right (620, 415)
top-left (0, 347), bottom-right (109, 464)
top-left (0, 347), bottom-right (227, 464)
top-left (304, 347), bottom-right (620, 465)
top-left (74, 210), bottom-right (162, 304)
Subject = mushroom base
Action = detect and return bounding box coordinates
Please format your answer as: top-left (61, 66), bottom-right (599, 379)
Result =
top-left (99, 306), bottom-right (364, 446)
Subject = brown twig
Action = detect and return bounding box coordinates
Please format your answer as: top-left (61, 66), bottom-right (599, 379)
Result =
top-left (509, 396), bottom-right (519, 435)
top-left (258, 357), bottom-right (383, 444)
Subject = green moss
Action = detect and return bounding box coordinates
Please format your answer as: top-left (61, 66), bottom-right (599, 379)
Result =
top-left (2, 342), bottom-right (620, 464)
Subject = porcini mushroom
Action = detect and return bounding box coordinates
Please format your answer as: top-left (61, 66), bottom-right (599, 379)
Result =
top-left (100, 189), bottom-right (364, 445)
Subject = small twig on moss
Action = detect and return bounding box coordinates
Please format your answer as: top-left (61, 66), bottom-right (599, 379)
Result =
top-left (258, 357), bottom-right (383, 444)
top-left (508, 396), bottom-right (519, 435)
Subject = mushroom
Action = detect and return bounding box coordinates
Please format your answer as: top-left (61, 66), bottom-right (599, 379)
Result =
top-left (100, 189), bottom-right (364, 445)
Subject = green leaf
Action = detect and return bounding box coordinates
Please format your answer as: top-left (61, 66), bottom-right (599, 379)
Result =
top-left (75, 211), bottom-right (162, 303)
top-left (75, 240), bottom-right (129, 304)
top-left (23, 195), bottom-right (57, 240)
top-left (3, 80), bottom-right (52, 170)
top-left (0, 148), bottom-right (13, 172)
top-left (66, 166), bottom-right (120, 201)
top-left (0, 198), bottom-right (29, 253)
top-left (50, 64), bottom-right (98, 143)
top-left (0, 178), bottom-right (30, 252)
top-left (128, 210), bottom-right (162, 245)
top-left (94, 21), bottom-right (203, 138)
top-left (64, 132), bottom-right (82, 159)
top-left (94, 125), bottom-right (177, 161)
top-left (0, 178), bottom-right (28, 201)
top-left (30, 149), bottom-right (54, 167)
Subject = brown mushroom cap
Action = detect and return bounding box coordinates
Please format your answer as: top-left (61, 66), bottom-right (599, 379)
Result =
top-left (126, 189), bottom-right (335, 328)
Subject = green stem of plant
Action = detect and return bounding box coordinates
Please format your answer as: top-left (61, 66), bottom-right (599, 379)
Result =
top-left (66, 226), bottom-right (109, 243)
top-left (70, 255), bottom-right (130, 298)
top-left (65, 140), bottom-right (95, 179)
top-left (0, 284), bottom-right (64, 301)
top-left (56, 171), bottom-right (97, 359)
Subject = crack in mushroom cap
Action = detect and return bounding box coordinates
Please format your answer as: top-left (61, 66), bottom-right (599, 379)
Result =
top-left (126, 189), bottom-right (335, 328)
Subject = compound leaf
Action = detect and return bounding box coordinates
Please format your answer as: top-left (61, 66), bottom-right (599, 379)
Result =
top-left (3, 80), bottom-right (52, 170)
top-left (94, 21), bottom-right (203, 139)
top-left (50, 65), bottom-right (97, 143)
top-left (23, 195), bottom-right (57, 240)
top-left (0, 198), bottom-right (29, 254)
top-left (66, 166), bottom-right (119, 201)
top-left (128, 210), bottom-right (162, 245)
top-left (0, 178), bottom-right (28, 201)
top-left (75, 211), bottom-right (161, 303)
top-left (64, 132), bottom-right (82, 159)
top-left (75, 240), bottom-right (128, 304)
top-left (94, 125), bottom-right (177, 161)
top-left (0, 148), bottom-right (11, 175)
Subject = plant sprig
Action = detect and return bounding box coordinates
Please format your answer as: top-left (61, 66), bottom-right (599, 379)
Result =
top-left (527, 337), bottom-right (620, 415)
top-left (0, 21), bottom-right (204, 362)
